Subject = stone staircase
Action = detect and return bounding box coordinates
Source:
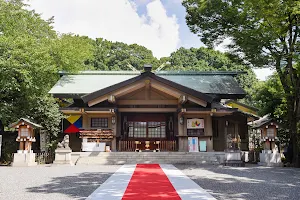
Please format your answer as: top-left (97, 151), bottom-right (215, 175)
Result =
top-left (73, 152), bottom-right (225, 165)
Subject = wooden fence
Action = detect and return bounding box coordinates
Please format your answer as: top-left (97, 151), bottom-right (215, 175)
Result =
top-left (118, 140), bottom-right (177, 152)
top-left (118, 141), bottom-right (136, 152)
top-left (160, 140), bottom-right (177, 151)
top-left (35, 152), bottom-right (55, 164)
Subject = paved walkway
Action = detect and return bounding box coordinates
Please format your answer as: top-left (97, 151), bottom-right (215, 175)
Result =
top-left (1, 164), bottom-right (299, 200)
top-left (87, 164), bottom-right (216, 200)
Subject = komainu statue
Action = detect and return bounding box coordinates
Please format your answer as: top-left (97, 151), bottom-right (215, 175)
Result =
top-left (57, 135), bottom-right (70, 149)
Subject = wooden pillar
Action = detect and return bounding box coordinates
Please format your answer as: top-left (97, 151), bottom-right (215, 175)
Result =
top-left (19, 142), bottom-right (24, 151)
top-left (206, 115), bottom-right (213, 151)
top-left (235, 122), bottom-right (240, 149)
top-left (111, 115), bottom-right (117, 151)
top-left (178, 113), bottom-right (186, 152)
top-left (224, 121), bottom-right (228, 149)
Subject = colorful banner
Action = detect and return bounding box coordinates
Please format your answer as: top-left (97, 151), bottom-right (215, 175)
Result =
top-left (187, 118), bottom-right (204, 129)
top-left (188, 137), bottom-right (199, 152)
top-left (63, 115), bottom-right (82, 133)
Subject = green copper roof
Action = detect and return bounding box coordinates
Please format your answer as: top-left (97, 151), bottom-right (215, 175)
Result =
top-left (157, 74), bottom-right (245, 96)
top-left (49, 73), bottom-right (138, 95)
top-left (49, 71), bottom-right (246, 99)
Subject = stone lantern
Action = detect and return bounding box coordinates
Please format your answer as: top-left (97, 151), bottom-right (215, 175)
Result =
top-left (9, 118), bottom-right (42, 166)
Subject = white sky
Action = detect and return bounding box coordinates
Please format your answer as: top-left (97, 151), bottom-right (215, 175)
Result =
top-left (28, 0), bottom-right (180, 59)
top-left (253, 68), bottom-right (275, 81)
top-left (215, 39), bottom-right (275, 80)
top-left (27, 0), bottom-right (273, 81)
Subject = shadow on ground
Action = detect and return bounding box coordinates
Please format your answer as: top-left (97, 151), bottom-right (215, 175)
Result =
top-left (175, 164), bottom-right (300, 200)
top-left (26, 172), bottom-right (113, 200)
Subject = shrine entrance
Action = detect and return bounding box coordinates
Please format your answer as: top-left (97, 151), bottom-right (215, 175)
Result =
top-left (118, 113), bottom-right (177, 151)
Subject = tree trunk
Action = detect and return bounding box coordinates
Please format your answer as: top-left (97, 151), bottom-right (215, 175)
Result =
top-left (0, 120), bottom-right (3, 133)
top-left (291, 120), bottom-right (299, 167)
top-left (276, 57), bottom-right (299, 167)
top-left (288, 97), bottom-right (299, 167)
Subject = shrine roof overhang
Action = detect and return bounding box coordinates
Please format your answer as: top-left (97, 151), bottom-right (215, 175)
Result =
top-left (49, 70), bottom-right (246, 100)
top-left (249, 116), bottom-right (278, 128)
top-left (81, 72), bottom-right (214, 104)
top-left (9, 118), bottom-right (43, 129)
top-left (59, 107), bottom-right (116, 114)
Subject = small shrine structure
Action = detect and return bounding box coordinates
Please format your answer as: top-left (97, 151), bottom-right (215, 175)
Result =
top-left (250, 115), bottom-right (281, 166)
top-left (9, 118), bottom-right (42, 166)
top-left (250, 115), bottom-right (279, 152)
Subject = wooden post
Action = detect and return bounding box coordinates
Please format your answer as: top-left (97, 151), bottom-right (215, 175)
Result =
top-left (19, 142), bottom-right (24, 151)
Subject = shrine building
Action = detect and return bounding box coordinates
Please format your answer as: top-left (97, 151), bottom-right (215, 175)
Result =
top-left (49, 65), bottom-right (254, 153)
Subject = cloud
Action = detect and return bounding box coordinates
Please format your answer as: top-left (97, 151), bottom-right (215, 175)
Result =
top-left (253, 68), bottom-right (275, 81)
top-left (27, 0), bottom-right (180, 58)
top-left (215, 38), bottom-right (232, 53)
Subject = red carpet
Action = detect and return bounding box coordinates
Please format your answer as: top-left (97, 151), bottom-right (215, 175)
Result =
top-left (122, 164), bottom-right (181, 200)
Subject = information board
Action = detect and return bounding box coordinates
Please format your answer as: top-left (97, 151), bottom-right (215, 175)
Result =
top-left (199, 140), bottom-right (207, 152)
top-left (188, 137), bottom-right (199, 152)
top-left (187, 118), bottom-right (205, 129)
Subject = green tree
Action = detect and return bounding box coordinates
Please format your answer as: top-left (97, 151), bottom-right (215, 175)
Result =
top-left (164, 47), bottom-right (257, 102)
top-left (93, 38), bottom-right (159, 70)
top-left (0, 0), bottom-right (93, 139)
top-left (252, 73), bottom-right (292, 147)
top-left (52, 34), bottom-right (94, 71)
top-left (183, 0), bottom-right (300, 165)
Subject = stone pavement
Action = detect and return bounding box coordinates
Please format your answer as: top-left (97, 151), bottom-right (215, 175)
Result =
top-left (0, 164), bottom-right (299, 200)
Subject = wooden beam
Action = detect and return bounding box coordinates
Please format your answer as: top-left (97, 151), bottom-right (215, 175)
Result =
top-left (118, 108), bottom-right (177, 112)
top-left (151, 80), bottom-right (207, 107)
top-left (188, 96), bottom-right (207, 107)
top-left (114, 82), bottom-right (145, 98)
top-left (60, 110), bottom-right (82, 114)
top-left (88, 81), bottom-right (145, 107)
top-left (145, 79), bottom-right (150, 100)
top-left (108, 95), bottom-right (116, 103)
top-left (85, 111), bottom-right (115, 114)
top-left (178, 108), bottom-right (186, 115)
top-left (117, 100), bottom-right (178, 105)
top-left (178, 95), bottom-right (187, 104)
top-left (151, 81), bottom-right (182, 98)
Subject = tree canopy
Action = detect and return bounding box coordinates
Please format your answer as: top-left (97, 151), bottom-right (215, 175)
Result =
top-left (164, 47), bottom-right (257, 103)
top-left (0, 0), bottom-right (93, 136)
top-left (183, 0), bottom-right (300, 165)
top-left (92, 38), bottom-right (159, 71)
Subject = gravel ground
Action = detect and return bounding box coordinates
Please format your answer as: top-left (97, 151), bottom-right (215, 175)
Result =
top-left (0, 165), bottom-right (120, 200)
top-left (175, 164), bottom-right (300, 200)
top-left (1, 164), bottom-right (300, 200)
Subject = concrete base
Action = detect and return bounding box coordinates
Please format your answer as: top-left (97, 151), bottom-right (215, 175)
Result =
top-left (53, 148), bottom-right (73, 165)
top-left (259, 152), bottom-right (282, 167)
top-left (12, 152), bottom-right (37, 167)
top-left (224, 149), bottom-right (244, 167)
top-left (241, 151), bottom-right (249, 162)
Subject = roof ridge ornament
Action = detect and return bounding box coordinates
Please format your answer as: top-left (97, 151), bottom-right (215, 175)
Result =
top-left (144, 64), bottom-right (152, 72)
top-left (126, 64), bottom-right (138, 71)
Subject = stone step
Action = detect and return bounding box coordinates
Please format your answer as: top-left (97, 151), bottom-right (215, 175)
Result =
top-left (75, 152), bottom-right (222, 165)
